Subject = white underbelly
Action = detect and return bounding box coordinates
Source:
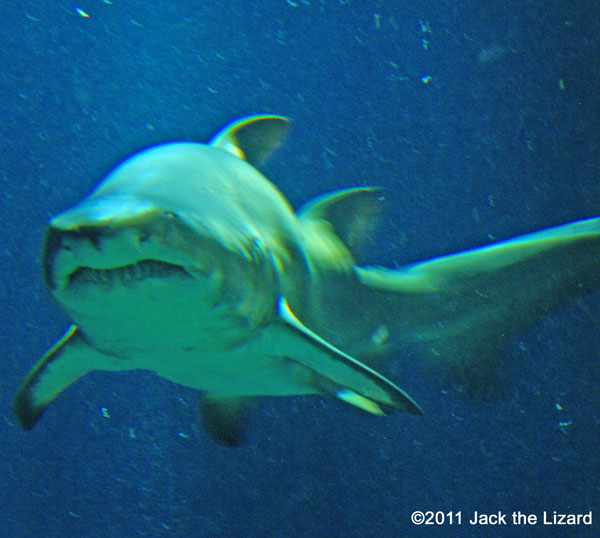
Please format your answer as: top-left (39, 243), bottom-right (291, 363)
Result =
top-left (54, 271), bottom-right (316, 397)
top-left (135, 340), bottom-right (316, 397)
top-left (55, 271), bottom-right (255, 355)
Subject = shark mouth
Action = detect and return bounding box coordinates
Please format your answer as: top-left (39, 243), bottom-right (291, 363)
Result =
top-left (67, 259), bottom-right (189, 287)
top-left (42, 226), bottom-right (195, 291)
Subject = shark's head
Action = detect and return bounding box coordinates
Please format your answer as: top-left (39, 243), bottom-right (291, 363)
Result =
top-left (44, 114), bottom-right (295, 300)
top-left (43, 134), bottom-right (299, 355)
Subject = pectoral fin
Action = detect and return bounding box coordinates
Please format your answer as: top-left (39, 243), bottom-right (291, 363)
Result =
top-left (13, 325), bottom-right (128, 429)
top-left (276, 297), bottom-right (422, 415)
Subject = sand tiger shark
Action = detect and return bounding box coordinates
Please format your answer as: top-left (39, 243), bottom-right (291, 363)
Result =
top-left (13, 114), bottom-right (600, 445)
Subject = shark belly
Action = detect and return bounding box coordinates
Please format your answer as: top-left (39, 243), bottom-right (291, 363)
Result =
top-left (48, 236), bottom-right (311, 391)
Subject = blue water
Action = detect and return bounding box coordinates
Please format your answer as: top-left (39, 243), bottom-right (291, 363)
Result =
top-left (1, 1), bottom-right (599, 537)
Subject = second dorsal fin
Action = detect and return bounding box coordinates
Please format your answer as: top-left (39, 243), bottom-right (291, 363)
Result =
top-left (298, 187), bottom-right (384, 270)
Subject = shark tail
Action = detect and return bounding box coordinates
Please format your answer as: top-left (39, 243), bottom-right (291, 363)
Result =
top-left (353, 216), bottom-right (600, 390)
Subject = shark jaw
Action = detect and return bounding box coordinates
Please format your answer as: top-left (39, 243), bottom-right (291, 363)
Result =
top-left (42, 194), bottom-right (206, 292)
top-left (43, 218), bottom-right (198, 293)
top-left (66, 259), bottom-right (187, 289)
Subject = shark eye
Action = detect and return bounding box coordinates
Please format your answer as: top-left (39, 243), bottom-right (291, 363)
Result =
top-left (163, 211), bottom-right (178, 219)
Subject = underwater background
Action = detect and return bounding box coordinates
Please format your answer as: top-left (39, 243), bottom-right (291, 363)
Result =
top-left (1, 1), bottom-right (599, 536)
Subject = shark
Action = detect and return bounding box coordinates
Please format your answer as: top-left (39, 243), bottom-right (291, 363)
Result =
top-left (13, 114), bottom-right (600, 445)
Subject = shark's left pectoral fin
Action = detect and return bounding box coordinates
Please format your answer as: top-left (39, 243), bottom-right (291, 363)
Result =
top-left (276, 297), bottom-right (422, 415)
top-left (14, 326), bottom-right (126, 429)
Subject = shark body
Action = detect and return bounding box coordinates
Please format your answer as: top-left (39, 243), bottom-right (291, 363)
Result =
top-left (14, 115), bottom-right (600, 444)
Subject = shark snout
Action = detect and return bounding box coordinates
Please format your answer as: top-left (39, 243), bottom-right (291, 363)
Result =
top-left (42, 195), bottom-right (201, 293)
top-left (42, 224), bottom-right (148, 291)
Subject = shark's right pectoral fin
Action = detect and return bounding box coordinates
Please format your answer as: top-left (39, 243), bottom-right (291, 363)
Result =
top-left (14, 326), bottom-right (127, 429)
top-left (276, 297), bottom-right (422, 416)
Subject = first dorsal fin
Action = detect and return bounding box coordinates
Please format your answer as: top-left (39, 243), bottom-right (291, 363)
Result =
top-left (209, 114), bottom-right (289, 168)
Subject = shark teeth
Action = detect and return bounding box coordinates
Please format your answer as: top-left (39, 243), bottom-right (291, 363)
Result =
top-left (68, 259), bottom-right (187, 287)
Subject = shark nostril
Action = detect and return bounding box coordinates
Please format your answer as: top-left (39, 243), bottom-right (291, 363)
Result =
top-left (77, 227), bottom-right (102, 250)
